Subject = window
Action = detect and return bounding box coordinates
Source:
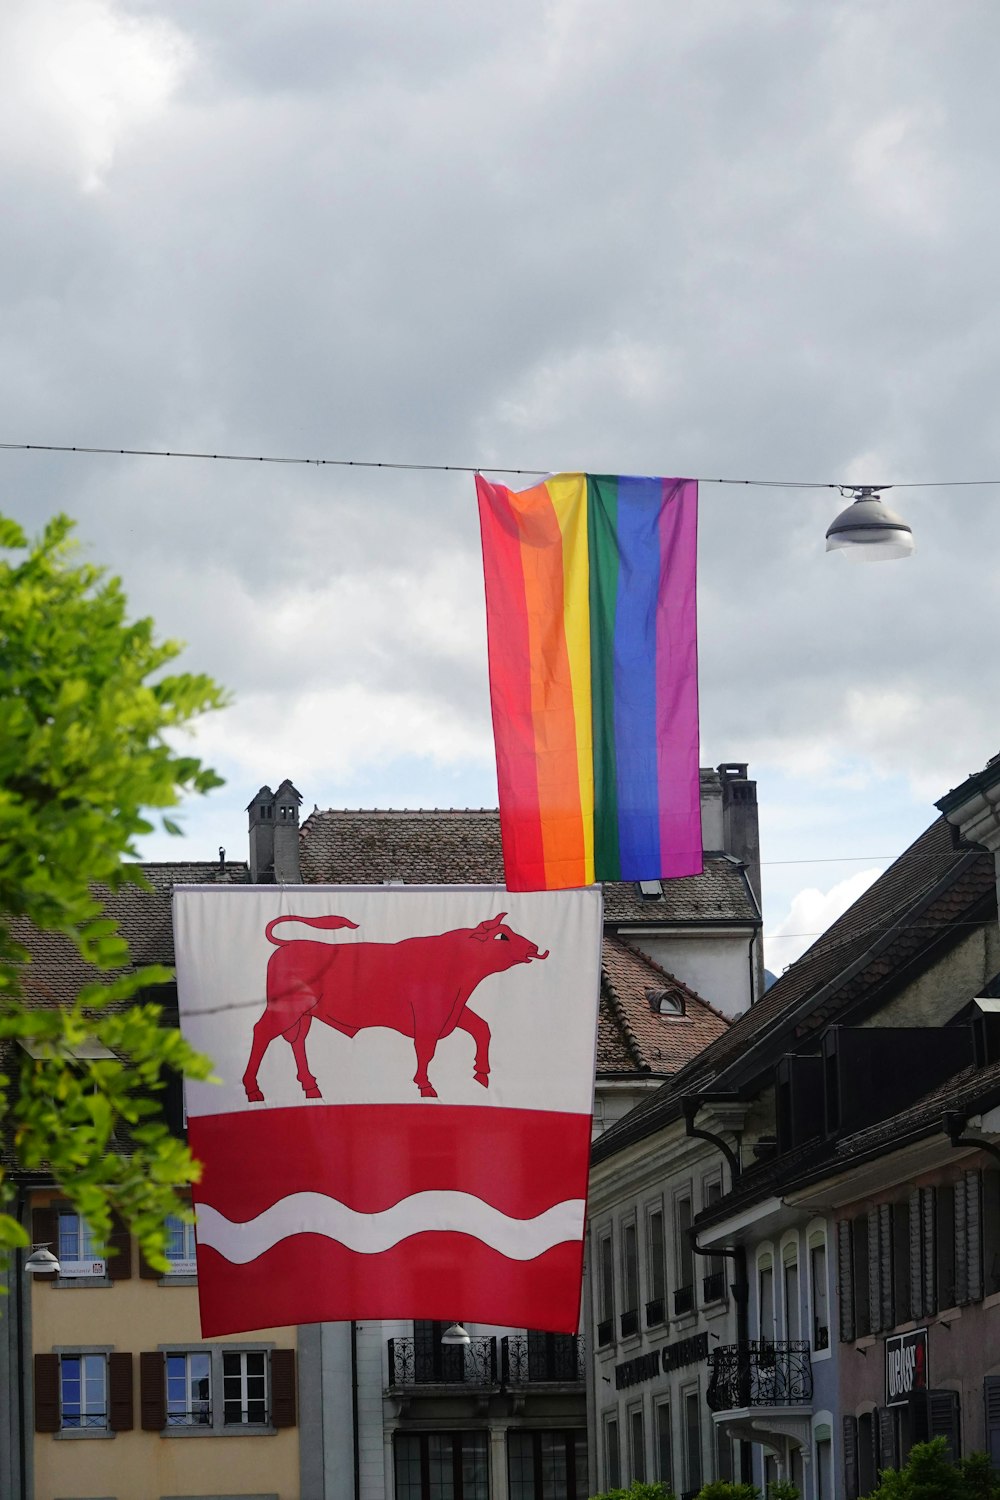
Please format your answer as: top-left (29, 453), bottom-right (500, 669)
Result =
top-left (61, 1353), bottom-right (107, 1429)
top-left (654, 1400), bottom-right (672, 1488)
top-left (57, 1211), bottom-right (105, 1278)
top-left (675, 1195), bottom-right (694, 1314)
top-left (683, 1388), bottom-right (702, 1494)
top-left (647, 1208), bottom-right (666, 1325)
top-left (395, 1431), bottom-right (489, 1500)
top-left (621, 1222), bottom-right (639, 1336)
top-left (604, 1413), bottom-right (621, 1490)
top-left (223, 1349), bottom-right (268, 1425)
top-left (703, 1180), bottom-right (726, 1301)
top-left (598, 1233), bottom-right (615, 1346)
top-left (164, 1214), bottom-right (197, 1275)
top-left (166, 1352), bottom-right (211, 1425)
top-left (757, 1252), bottom-right (775, 1343)
top-left (629, 1405), bottom-right (646, 1482)
top-left (783, 1239), bottom-right (801, 1342)
top-left (140, 1346), bottom-right (296, 1433)
top-left (508, 1430), bottom-right (586, 1500)
top-left (809, 1232), bottom-right (830, 1351)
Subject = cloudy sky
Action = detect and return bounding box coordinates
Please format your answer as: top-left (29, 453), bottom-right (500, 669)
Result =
top-left (4, 0), bottom-right (999, 976)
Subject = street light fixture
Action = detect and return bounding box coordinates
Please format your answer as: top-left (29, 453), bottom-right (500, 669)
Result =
top-left (24, 1246), bottom-right (60, 1276)
top-left (825, 488), bottom-right (915, 561)
top-left (440, 1322), bottom-right (471, 1346)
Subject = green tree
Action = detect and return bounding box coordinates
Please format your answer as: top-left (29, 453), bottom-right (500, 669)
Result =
top-left (861, 1438), bottom-right (1000, 1500)
top-left (589, 1484), bottom-right (676, 1500)
top-left (0, 511), bottom-right (226, 1269)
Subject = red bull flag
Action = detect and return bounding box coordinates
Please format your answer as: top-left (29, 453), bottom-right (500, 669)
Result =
top-left (174, 884), bottom-right (602, 1336)
top-left (476, 473), bottom-right (702, 891)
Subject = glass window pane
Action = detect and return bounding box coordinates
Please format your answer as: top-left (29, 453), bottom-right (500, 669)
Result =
top-left (630, 1409), bottom-right (646, 1483)
top-left (509, 1431), bottom-right (535, 1500)
top-left (395, 1433), bottom-right (423, 1500)
top-left (649, 1211), bottom-right (665, 1301)
top-left (428, 1434), bottom-right (454, 1500)
top-left (462, 1432), bottom-right (488, 1500)
top-left (656, 1401), bottom-right (672, 1486)
top-left (542, 1431), bottom-right (569, 1499)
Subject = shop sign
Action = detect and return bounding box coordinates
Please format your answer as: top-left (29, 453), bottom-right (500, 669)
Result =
top-left (615, 1330), bottom-right (708, 1390)
top-left (885, 1328), bottom-right (928, 1407)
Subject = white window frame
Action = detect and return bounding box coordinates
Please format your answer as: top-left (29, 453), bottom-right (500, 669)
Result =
top-left (646, 1200), bottom-right (667, 1319)
top-left (654, 1395), bottom-right (672, 1489)
top-left (158, 1343), bottom-right (275, 1435)
top-left (628, 1400), bottom-right (646, 1483)
top-left (673, 1185), bottom-right (695, 1311)
top-left (780, 1231), bottom-right (801, 1343)
top-left (603, 1410), bottom-right (621, 1490)
top-left (163, 1213), bottom-right (198, 1276)
top-left (165, 1350), bottom-right (212, 1426)
top-left (57, 1210), bottom-right (106, 1279)
top-left (621, 1217), bottom-right (640, 1328)
top-left (807, 1220), bottom-right (832, 1360)
top-left (222, 1347), bottom-right (269, 1427)
top-left (59, 1351), bottom-right (108, 1430)
top-left (682, 1382), bottom-right (703, 1494)
top-left (756, 1244), bottom-right (776, 1343)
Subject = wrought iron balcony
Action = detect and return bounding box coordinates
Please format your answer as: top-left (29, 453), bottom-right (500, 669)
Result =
top-left (596, 1317), bottom-right (613, 1348)
top-left (645, 1296), bottom-right (665, 1327)
top-left (702, 1270), bottom-right (727, 1303)
top-left (501, 1333), bottom-right (584, 1386)
top-left (619, 1308), bottom-right (639, 1338)
top-left (673, 1284), bottom-right (694, 1316)
top-left (706, 1341), bottom-right (813, 1412)
top-left (387, 1335), bottom-right (497, 1388)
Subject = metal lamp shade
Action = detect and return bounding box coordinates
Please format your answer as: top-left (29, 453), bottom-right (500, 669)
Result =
top-left (440, 1322), bottom-right (471, 1346)
top-left (825, 494), bottom-right (915, 561)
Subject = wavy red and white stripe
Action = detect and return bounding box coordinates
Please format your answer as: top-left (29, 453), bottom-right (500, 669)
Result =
top-left (189, 1105), bottom-right (590, 1336)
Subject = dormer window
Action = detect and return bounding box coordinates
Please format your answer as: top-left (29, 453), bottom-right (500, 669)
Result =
top-left (647, 986), bottom-right (685, 1016)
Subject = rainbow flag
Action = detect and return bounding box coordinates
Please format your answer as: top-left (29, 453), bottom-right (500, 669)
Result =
top-left (476, 473), bottom-right (701, 891)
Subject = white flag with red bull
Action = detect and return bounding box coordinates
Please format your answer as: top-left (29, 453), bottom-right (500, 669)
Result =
top-left (173, 885), bottom-right (602, 1337)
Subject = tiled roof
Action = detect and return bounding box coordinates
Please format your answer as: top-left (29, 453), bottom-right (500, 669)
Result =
top-left (10, 861), bottom-right (248, 1008)
top-left (672, 816), bottom-right (994, 1092)
top-left (300, 808), bottom-right (759, 925)
top-left (600, 936), bottom-right (730, 1075)
top-left (593, 815), bottom-right (998, 1162)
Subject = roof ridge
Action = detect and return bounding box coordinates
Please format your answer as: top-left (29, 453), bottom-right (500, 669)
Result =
top-left (600, 964), bottom-right (649, 1072)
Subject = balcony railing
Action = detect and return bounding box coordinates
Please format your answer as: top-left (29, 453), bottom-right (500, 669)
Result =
top-left (620, 1309), bottom-right (639, 1338)
top-left (702, 1270), bottom-right (727, 1303)
top-left (706, 1341), bottom-right (813, 1412)
top-left (501, 1334), bottom-right (584, 1386)
top-left (387, 1336), bottom-right (497, 1388)
top-left (645, 1296), bottom-right (665, 1327)
top-left (673, 1284), bottom-right (694, 1316)
top-left (596, 1317), bottom-right (613, 1348)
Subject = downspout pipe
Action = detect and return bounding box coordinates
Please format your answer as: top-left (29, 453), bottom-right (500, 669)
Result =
top-left (683, 1099), bottom-right (752, 1483)
top-left (944, 1111), bottom-right (1000, 1166)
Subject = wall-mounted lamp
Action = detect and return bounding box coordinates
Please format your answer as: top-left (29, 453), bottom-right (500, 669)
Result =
top-left (440, 1323), bottom-right (471, 1346)
top-left (24, 1245), bottom-right (60, 1276)
top-left (826, 488), bottom-right (915, 562)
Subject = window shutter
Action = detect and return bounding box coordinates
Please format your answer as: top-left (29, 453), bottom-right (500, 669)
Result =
top-left (108, 1352), bottom-right (134, 1431)
top-left (922, 1187), bottom-right (937, 1316)
top-left (892, 1200), bottom-right (910, 1326)
top-left (30, 1207), bottom-right (58, 1282)
top-left (877, 1406), bottom-right (898, 1471)
top-left (879, 1205), bottom-right (893, 1332)
top-left (106, 1213), bottom-right (132, 1281)
top-left (955, 1176), bottom-right (969, 1306)
top-left (842, 1414), bottom-right (859, 1500)
top-left (909, 1391), bottom-right (930, 1446)
top-left (928, 1389), bottom-right (961, 1462)
top-left (909, 1189), bottom-right (924, 1320)
top-left (138, 1243), bottom-right (160, 1279)
top-left (966, 1170), bottom-right (983, 1304)
top-left (853, 1215), bottom-right (871, 1337)
top-left (270, 1349), bottom-right (297, 1428)
top-left (937, 1184), bottom-right (956, 1311)
top-left (34, 1353), bottom-right (60, 1432)
top-left (983, 1169), bottom-right (1000, 1296)
top-left (867, 1210), bottom-right (882, 1334)
top-left (139, 1351), bottom-right (166, 1431)
top-left (984, 1377), bottom-right (1000, 1469)
top-left (838, 1220), bottom-right (855, 1342)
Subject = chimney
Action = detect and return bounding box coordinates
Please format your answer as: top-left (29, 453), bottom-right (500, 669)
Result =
top-left (937, 753), bottom-right (1000, 917)
top-left (718, 763), bottom-right (762, 908)
top-left (273, 779), bottom-right (303, 884)
top-left (247, 785), bottom-right (275, 883)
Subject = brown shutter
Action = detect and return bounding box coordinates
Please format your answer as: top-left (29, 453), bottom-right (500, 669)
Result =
top-left (842, 1414), bottom-right (858, 1500)
top-left (966, 1170), bottom-right (983, 1304)
top-left (139, 1351), bottom-right (166, 1431)
top-left (852, 1216), bottom-right (871, 1337)
top-left (877, 1406), bottom-right (898, 1471)
top-left (108, 1352), bottom-right (134, 1431)
top-left (138, 1243), bottom-right (160, 1280)
top-left (928, 1389), bottom-right (961, 1462)
top-left (106, 1213), bottom-right (132, 1281)
top-left (985, 1376), bottom-right (1000, 1468)
top-left (936, 1184), bottom-right (956, 1311)
top-left (270, 1348), bottom-right (297, 1428)
top-left (892, 1200), bottom-right (910, 1326)
top-left (867, 1210), bottom-right (882, 1334)
top-left (909, 1189), bottom-right (924, 1320)
top-left (30, 1207), bottom-right (58, 1281)
top-left (880, 1205), bottom-right (894, 1331)
top-left (34, 1353), bottom-right (60, 1432)
top-left (984, 1168), bottom-right (1000, 1296)
top-left (921, 1187), bottom-right (937, 1316)
top-left (837, 1220), bottom-right (855, 1342)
